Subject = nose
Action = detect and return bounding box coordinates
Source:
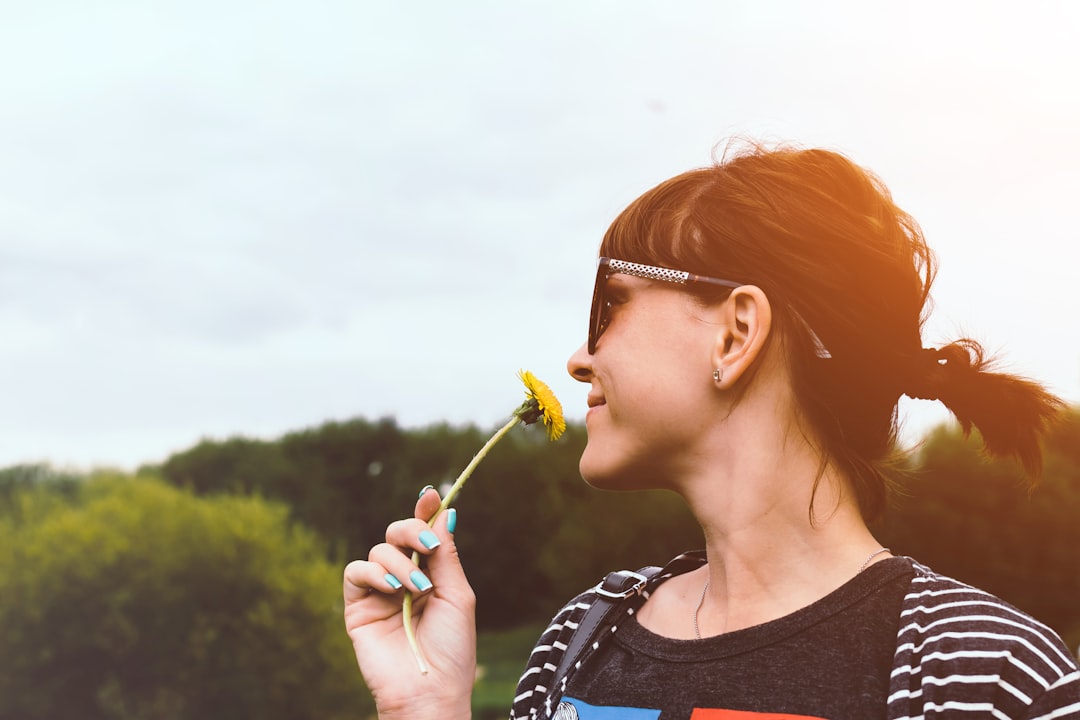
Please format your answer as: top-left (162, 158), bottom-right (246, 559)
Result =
top-left (567, 342), bottom-right (593, 383)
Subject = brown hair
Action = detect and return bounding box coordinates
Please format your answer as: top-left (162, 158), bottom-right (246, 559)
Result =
top-left (599, 142), bottom-right (1062, 519)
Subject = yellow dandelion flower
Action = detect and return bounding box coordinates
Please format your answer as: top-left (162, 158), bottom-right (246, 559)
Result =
top-left (517, 370), bottom-right (566, 441)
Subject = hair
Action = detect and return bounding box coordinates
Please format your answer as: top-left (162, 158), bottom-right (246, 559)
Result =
top-left (599, 141), bottom-right (1062, 519)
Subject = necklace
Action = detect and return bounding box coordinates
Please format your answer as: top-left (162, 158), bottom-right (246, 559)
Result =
top-left (692, 548), bottom-right (890, 639)
top-left (859, 547), bottom-right (890, 572)
top-left (692, 578), bottom-right (709, 639)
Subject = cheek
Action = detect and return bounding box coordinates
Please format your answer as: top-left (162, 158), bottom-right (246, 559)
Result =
top-left (578, 384), bottom-right (706, 491)
top-left (646, 343), bottom-right (716, 408)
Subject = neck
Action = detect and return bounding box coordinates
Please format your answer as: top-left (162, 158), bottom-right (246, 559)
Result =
top-left (675, 407), bottom-right (886, 635)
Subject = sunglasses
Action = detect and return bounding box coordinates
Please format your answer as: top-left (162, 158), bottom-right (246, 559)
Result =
top-left (588, 257), bottom-right (744, 354)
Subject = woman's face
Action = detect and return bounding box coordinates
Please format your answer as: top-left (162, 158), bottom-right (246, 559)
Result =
top-left (566, 273), bottom-right (724, 491)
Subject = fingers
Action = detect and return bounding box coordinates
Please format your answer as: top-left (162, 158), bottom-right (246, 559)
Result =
top-left (416, 508), bottom-right (469, 596)
top-left (344, 488), bottom-right (472, 609)
top-left (343, 513), bottom-right (443, 600)
top-left (369, 538), bottom-right (436, 594)
top-left (356, 497), bottom-right (461, 595)
top-left (412, 488), bottom-right (468, 593)
top-left (343, 558), bottom-right (407, 602)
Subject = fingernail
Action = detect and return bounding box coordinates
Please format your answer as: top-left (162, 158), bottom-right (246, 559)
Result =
top-left (446, 508), bottom-right (457, 535)
top-left (410, 570), bottom-right (432, 592)
top-left (384, 573), bottom-right (403, 590)
top-left (419, 529), bottom-right (441, 550)
top-left (418, 484), bottom-right (434, 499)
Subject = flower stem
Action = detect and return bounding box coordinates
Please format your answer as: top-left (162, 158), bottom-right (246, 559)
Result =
top-left (401, 589), bottom-right (428, 674)
top-left (402, 414), bottom-right (521, 674)
top-left (431, 415), bottom-right (520, 522)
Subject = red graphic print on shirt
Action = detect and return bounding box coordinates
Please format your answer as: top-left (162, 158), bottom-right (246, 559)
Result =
top-left (690, 711), bottom-right (827, 719)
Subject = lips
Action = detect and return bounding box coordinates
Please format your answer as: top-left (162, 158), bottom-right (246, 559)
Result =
top-left (587, 393), bottom-right (606, 409)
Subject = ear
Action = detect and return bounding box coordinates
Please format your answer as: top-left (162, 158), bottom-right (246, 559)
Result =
top-left (712, 285), bottom-right (772, 388)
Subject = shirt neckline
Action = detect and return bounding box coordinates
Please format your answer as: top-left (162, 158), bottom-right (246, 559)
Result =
top-left (617, 556), bottom-right (914, 662)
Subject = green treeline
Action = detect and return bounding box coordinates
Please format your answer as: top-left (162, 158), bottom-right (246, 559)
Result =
top-left (1, 411), bottom-right (1078, 719)
top-left (155, 421), bottom-right (705, 628)
top-left (879, 412), bottom-right (1080, 647)
top-left (0, 472), bottom-right (370, 720)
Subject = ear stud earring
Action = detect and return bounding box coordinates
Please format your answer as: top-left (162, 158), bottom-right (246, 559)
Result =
top-left (713, 368), bottom-right (724, 383)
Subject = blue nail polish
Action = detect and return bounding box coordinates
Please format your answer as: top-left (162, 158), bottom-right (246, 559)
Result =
top-left (419, 529), bottom-right (441, 550)
top-left (410, 570), bottom-right (432, 592)
top-left (446, 508), bottom-right (457, 535)
top-left (418, 484), bottom-right (434, 498)
top-left (384, 573), bottom-right (403, 590)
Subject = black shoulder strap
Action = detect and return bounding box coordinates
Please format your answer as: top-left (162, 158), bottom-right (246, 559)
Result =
top-left (550, 565), bottom-right (662, 690)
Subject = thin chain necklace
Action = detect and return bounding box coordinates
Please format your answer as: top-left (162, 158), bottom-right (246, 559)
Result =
top-left (691, 547), bottom-right (890, 640)
top-left (692, 578), bottom-right (709, 640)
top-left (859, 547), bottom-right (890, 572)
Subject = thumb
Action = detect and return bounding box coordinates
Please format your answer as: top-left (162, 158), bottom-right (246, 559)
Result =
top-left (414, 486), bottom-right (443, 523)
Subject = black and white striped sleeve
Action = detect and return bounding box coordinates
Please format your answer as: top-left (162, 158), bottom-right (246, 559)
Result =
top-left (509, 590), bottom-right (595, 720)
top-left (888, 562), bottom-right (1080, 719)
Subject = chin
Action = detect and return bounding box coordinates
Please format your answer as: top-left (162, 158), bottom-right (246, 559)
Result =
top-left (578, 449), bottom-right (658, 492)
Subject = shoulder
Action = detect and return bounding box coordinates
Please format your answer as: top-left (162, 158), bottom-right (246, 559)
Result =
top-left (897, 558), bottom-right (1074, 666)
top-left (509, 587), bottom-right (595, 720)
top-left (510, 552), bottom-right (705, 720)
top-left (889, 559), bottom-right (1080, 718)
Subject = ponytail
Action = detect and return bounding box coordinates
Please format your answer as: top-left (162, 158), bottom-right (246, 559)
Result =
top-left (905, 339), bottom-right (1063, 481)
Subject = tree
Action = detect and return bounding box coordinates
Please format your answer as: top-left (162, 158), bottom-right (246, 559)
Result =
top-left (878, 411), bottom-right (1080, 650)
top-left (0, 475), bottom-right (370, 720)
top-left (0, 463), bottom-right (80, 512)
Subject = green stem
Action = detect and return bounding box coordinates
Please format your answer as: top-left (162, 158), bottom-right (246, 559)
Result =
top-left (431, 415), bottom-right (521, 524)
top-left (402, 414), bottom-right (522, 674)
top-left (401, 590), bottom-right (428, 674)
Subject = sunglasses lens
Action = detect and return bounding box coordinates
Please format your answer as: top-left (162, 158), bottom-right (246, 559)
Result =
top-left (588, 264), bottom-right (608, 354)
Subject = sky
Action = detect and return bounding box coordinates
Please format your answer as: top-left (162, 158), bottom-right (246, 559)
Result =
top-left (1, 1), bottom-right (1078, 469)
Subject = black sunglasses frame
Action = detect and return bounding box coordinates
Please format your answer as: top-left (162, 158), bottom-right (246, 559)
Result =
top-left (588, 257), bottom-right (744, 354)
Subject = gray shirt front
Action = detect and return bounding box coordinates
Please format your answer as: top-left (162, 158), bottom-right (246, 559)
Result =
top-left (559, 558), bottom-right (914, 720)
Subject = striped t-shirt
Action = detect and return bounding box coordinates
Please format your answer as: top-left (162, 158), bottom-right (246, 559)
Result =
top-left (510, 554), bottom-right (1080, 720)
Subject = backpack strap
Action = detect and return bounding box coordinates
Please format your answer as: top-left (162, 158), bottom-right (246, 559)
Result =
top-left (550, 565), bottom-right (662, 692)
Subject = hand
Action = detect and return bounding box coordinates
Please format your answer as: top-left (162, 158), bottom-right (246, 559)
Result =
top-left (343, 489), bottom-right (476, 720)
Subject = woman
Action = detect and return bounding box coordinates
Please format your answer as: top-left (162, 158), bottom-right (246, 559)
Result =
top-left (343, 143), bottom-right (1080, 719)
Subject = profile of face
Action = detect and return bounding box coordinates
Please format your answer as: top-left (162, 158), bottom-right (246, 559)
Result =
top-left (566, 265), bottom-right (741, 492)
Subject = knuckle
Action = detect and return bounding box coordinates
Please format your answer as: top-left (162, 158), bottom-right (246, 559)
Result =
top-left (385, 517), bottom-right (423, 539)
top-left (367, 542), bottom-right (396, 561)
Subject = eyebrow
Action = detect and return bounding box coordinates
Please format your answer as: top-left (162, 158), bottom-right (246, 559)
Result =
top-left (604, 273), bottom-right (637, 289)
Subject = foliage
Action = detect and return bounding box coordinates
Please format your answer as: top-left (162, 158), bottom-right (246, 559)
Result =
top-left (0, 475), bottom-right (370, 720)
top-left (878, 408), bottom-right (1080, 650)
top-left (0, 463), bottom-right (81, 515)
top-left (156, 419), bottom-right (703, 630)
top-left (473, 624), bottom-right (547, 720)
top-left (156, 418), bottom-right (443, 565)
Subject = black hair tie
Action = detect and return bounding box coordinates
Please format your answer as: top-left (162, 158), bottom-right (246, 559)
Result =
top-left (904, 347), bottom-right (946, 401)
